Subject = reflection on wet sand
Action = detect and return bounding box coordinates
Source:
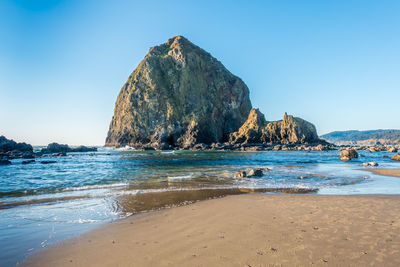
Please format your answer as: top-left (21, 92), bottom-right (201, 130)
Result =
top-left (114, 187), bottom-right (318, 214)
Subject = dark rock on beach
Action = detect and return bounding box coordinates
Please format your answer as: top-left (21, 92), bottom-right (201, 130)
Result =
top-left (0, 159), bottom-right (12, 165)
top-left (235, 168), bottom-right (265, 178)
top-left (234, 170), bottom-right (247, 178)
top-left (248, 168), bottom-right (264, 177)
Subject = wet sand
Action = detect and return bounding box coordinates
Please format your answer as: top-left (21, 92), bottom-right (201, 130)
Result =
top-left (21, 194), bottom-right (400, 267)
top-left (364, 168), bottom-right (400, 178)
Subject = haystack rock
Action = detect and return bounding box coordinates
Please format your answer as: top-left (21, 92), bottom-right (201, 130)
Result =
top-left (106, 36), bottom-right (252, 149)
top-left (106, 36), bottom-right (325, 149)
top-left (229, 109), bottom-right (323, 145)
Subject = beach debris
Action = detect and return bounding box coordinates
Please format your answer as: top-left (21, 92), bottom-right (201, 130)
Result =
top-left (362, 162), bottom-right (379, 167)
top-left (339, 149), bottom-right (358, 161)
top-left (391, 154), bottom-right (400, 161)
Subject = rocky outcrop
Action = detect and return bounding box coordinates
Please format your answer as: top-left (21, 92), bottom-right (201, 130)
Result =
top-left (229, 108), bottom-right (267, 144)
top-left (340, 149), bottom-right (358, 161)
top-left (106, 36), bottom-right (328, 149)
top-left (0, 136), bottom-right (33, 160)
top-left (41, 143), bottom-right (97, 154)
top-left (229, 110), bottom-right (323, 145)
top-left (0, 136), bottom-right (33, 153)
top-left (263, 113), bottom-right (321, 144)
top-left (106, 36), bottom-right (252, 149)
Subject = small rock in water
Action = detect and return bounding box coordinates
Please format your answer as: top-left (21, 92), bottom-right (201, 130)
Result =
top-left (387, 147), bottom-right (398, 153)
top-left (391, 154), bottom-right (400, 161)
top-left (234, 171), bottom-right (247, 178)
top-left (340, 149), bottom-right (358, 161)
top-left (362, 162), bottom-right (378, 167)
top-left (0, 159), bottom-right (11, 165)
top-left (248, 168), bottom-right (263, 177)
top-left (22, 160), bottom-right (35, 165)
top-left (40, 160), bottom-right (57, 164)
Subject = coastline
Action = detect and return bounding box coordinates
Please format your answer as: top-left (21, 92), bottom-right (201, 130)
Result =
top-left (363, 168), bottom-right (400, 178)
top-left (21, 194), bottom-right (400, 267)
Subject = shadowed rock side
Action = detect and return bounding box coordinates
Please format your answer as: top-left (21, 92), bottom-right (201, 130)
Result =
top-left (229, 108), bottom-right (267, 144)
top-left (106, 36), bottom-right (252, 149)
top-left (229, 109), bottom-right (323, 145)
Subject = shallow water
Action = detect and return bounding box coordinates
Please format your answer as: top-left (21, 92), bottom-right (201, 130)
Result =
top-left (0, 148), bottom-right (399, 266)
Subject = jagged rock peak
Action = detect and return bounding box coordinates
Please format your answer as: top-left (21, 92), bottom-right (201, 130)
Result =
top-left (229, 111), bottom-right (323, 145)
top-left (263, 113), bottom-right (320, 144)
top-left (229, 108), bottom-right (267, 144)
top-left (106, 36), bottom-right (252, 149)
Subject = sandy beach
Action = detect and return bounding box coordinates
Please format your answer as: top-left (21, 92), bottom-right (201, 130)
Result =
top-left (21, 194), bottom-right (400, 267)
top-left (364, 168), bottom-right (400, 178)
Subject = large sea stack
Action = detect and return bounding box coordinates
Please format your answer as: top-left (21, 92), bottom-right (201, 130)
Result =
top-left (106, 36), bottom-right (323, 149)
top-left (106, 36), bottom-right (252, 149)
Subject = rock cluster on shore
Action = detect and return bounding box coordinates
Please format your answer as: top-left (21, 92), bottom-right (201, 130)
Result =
top-left (40, 143), bottom-right (97, 154)
top-left (0, 135), bottom-right (34, 160)
top-left (105, 36), bottom-right (326, 150)
top-left (0, 136), bottom-right (97, 164)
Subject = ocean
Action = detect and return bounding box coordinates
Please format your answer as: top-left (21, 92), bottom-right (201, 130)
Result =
top-left (1, 148), bottom-right (400, 266)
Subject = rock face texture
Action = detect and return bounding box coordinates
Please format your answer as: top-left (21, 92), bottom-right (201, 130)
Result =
top-left (340, 149), bottom-right (359, 161)
top-left (106, 36), bottom-right (252, 148)
top-left (0, 136), bottom-right (33, 153)
top-left (229, 108), bottom-right (267, 144)
top-left (229, 110), bottom-right (321, 145)
top-left (106, 36), bottom-right (325, 149)
top-left (263, 113), bottom-right (320, 144)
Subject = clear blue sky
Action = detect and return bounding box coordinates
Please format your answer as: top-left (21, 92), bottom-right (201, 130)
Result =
top-left (1, 0), bottom-right (399, 145)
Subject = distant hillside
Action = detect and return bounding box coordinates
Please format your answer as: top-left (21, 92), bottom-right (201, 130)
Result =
top-left (320, 130), bottom-right (400, 145)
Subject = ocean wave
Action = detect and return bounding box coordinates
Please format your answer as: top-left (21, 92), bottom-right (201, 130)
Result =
top-left (62, 183), bottom-right (128, 192)
top-left (67, 219), bottom-right (100, 224)
top-left (167, 175), bottom-right (193, 180)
